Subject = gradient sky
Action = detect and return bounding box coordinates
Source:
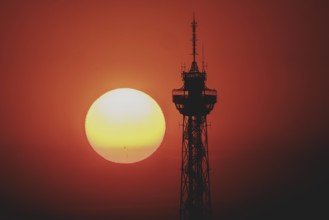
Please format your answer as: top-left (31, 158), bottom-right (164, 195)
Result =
top-left (1, 0), bottom-right (328, 219)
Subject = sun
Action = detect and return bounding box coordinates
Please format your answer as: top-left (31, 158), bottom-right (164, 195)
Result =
top-left (85, 88), bottom-right (166, 163)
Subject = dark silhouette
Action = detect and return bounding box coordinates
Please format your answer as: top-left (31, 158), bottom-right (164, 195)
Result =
top-left (172, 15), bottom-right (217, 220)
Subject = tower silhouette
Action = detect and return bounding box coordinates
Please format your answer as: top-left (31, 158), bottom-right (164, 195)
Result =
top-left (172, 16), bottom-right (217, 220)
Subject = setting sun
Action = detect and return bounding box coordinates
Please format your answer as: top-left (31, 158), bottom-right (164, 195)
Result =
top-left (85, 88), bottom-right (166, 163)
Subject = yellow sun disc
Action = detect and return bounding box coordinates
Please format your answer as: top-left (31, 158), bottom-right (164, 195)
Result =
top-left (85, 88), bottom-right (166, 163)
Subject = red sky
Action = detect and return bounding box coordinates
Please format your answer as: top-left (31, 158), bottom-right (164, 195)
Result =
top-left (1, 0), bottom-right (328, 219)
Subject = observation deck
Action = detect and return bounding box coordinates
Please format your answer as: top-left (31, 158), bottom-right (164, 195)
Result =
top-left (172, 70), bottom-right (217, 116)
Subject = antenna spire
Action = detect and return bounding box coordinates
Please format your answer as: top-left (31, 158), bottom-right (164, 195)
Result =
top-left (192, 13), bottom-right (197, 62)
top-left (190, 13), bottom-right (199, 72)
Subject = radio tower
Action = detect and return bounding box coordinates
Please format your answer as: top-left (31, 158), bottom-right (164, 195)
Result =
top-left (172, 15), bottom-right (217, 220)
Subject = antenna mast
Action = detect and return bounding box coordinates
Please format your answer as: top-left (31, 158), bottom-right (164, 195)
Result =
top-left (192, 13), bottom-right (197, 62)
top-left (190, 13), bottom-right (199, 72)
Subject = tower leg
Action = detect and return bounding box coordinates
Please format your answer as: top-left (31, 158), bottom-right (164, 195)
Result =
top-left (180, 115), bottom-right (211, 220)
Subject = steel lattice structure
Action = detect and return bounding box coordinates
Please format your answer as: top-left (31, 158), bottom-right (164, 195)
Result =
top-left (172, 16), bottom-right (217, 220)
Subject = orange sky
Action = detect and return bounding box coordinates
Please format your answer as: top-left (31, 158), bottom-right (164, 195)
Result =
top-left (1, 0), bottom-right (328, 219)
